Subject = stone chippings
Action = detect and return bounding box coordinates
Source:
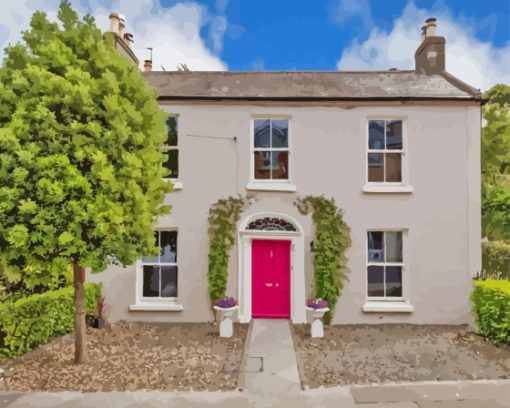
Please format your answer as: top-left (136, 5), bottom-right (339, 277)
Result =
top-left (293, 324), bottom-right (510, 388)
top-left (0, 321), bottom-right (248, 392)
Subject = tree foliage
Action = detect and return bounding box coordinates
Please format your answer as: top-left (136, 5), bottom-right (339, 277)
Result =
top-left (0, 2), bottom-right (172, 361)
top-left (481, 84), bottom-right (510, 242)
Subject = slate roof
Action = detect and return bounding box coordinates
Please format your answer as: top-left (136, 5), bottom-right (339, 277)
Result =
top-left (142, 70), bottom-right (482, 101)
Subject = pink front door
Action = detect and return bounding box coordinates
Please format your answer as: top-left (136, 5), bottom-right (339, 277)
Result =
top-left (252, 239), bottom-right (291, 318)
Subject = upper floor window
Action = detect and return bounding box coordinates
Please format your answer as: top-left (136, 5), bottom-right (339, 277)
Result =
top-left (164, 116), bottom-right (179, 180)
top-left (367, 120), bottom-right (403, 184)
top-left (253, 119), bottom-right (289, 181)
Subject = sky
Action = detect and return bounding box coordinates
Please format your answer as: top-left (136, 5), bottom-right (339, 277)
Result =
top-left (0, 0), bottom-right (508, 91)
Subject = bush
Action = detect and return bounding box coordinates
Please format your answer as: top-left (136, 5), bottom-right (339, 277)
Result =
top-left (482, 241), bottom-right (510, 279)
top-left (0, 283), bottom-right (101, 357)
top-left (471, 279), bottom-right (510, 344)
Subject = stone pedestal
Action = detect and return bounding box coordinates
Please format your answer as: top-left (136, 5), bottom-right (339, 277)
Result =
top-left (213, 306), bottom-right (239, 338)
top-left (306, 307), bottom-right (329, 338)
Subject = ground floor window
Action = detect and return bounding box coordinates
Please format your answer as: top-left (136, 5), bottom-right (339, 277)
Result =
top-left (141, 230), bottom-right (178, 299)
top-left (367, 231), bottom-right (403, 298)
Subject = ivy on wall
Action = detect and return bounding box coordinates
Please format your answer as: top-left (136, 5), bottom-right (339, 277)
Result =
top-left (208, 196), bottom-right (250, 307)
top-left (295, 196), bottom-right (351, 324)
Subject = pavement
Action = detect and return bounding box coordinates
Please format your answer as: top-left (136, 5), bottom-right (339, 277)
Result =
top-left (1, 320), bottom-right (509, 407)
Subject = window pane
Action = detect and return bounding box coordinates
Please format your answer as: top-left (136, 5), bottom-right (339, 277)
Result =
top-left (254, 151), bottom-right (271, 179)
top-left (160, 231), bottom-right (177, 263)
top-left (385, 232), bottom-right (402, 262)
top-left (368, 231), bottom-right (384, 262)
top-left (166, 116), bottom-right (178, 146)
top-left (368, 153), bottom-right (384, 182)
top-left (385, 153), bottom-right (401, 182)
top-left (385, 266), bottom-right (402, 297)
top-left (143, 265), bottom-right (159, 297)
top-left (368, 120), bottom-right (385, 149)
top-left (254, 120), bottom-right (270, 148)
top-left (272, 151), bottom-right (289, 180)
top-left (161, 265), bottom-right (178, 297)
top-left (271, 120), bottom-right (288, 148)
top-left (386, 120), bottom-right (402, 150)
top-left (367, 266), bottom-right (384, 296)
top-left (164, 149), bottom-right (179, 179)
top-left (142, 232), bottom-right (159, 263)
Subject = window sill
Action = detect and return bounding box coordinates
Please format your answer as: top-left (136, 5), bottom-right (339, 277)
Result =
top-left (246, 182), bottom-right (297, 192)
top-left (129, 303), bottom-right (183, 312)
top-left (362, 301), bottom-right (414, 313)
top-left (362, 184), bottom-right (414, 194)
top-left (163, 179), bottom-right (183, 190)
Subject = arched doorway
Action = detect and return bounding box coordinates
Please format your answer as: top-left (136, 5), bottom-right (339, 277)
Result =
top-left (238, 212), bottom-right (306, 323)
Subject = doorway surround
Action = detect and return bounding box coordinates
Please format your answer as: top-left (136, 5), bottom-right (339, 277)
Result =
top-left (238, 212), bottom-right (306, 323)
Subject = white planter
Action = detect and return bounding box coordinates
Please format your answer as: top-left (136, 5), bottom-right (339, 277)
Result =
top-left (306, 306), bottom-right (329, 338)
top-left (213, 305), bottom-right (239, 337)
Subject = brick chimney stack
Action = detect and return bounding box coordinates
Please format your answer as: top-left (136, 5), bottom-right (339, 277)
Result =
top-left (106, 12), bottom-right (138, 66)
top-left (415, 17), bottom-right (445, 75)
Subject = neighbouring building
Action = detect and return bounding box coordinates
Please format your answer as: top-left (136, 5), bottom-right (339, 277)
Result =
top-left (92, 16), bottom-right (482, 325)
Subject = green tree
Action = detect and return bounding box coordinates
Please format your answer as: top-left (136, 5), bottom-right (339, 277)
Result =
top-left (481, 84), bottom-right (510, 242)
top-left (0, 2), bottom-right (172, 363)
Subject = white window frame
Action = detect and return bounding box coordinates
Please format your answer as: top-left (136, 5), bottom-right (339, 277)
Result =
top-left (129, 229), bottom-right (183, 311)
top-left (247, 117), bottom-right (296, 192)
top-left (363, 117), bottom-right (413, 194)
top-left (363, 229), bottom-right (414, 313)
top-left (163, 114), bottom-right (183, 190)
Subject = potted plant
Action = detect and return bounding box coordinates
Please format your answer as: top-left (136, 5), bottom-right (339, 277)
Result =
top-left (213, 297), bottom-right (239, 337)
top-left (93, 297), bottom-right (106, 330)
top-left (306, 298), bottom-right (329, 338)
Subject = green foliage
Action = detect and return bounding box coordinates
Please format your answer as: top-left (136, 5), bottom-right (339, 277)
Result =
top-left (481, 84), bottom-right (510, 242)
top-left (471, 279), bottom-right (510, 345)
top-left (208, 196), bottom-right (249, 305)
top-left (481, 241), bottom-right (510, 279)
top-left (295, 196), bottom-right (351, 324)
top-left (0, 1), bottom-right (172, 285)
top-left (0, 282), bottom-right (101, 357)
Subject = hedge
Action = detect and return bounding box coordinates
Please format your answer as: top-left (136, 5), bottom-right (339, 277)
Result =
top-left (482, 241), bottom-right (510, 279)
top-left (0, 282), bottom-right (101, 357)
top-left (471, 279), bottom-right (510, 345)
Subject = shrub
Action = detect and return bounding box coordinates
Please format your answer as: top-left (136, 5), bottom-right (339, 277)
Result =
top-left (0, 282), bottom-right (101, 357)
top-left (482, 241), bottom-right (510, 279)
top-left (471, 279), bottom-right (510, 344)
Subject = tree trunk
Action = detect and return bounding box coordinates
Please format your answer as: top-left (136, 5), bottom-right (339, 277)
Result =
top-left (73, 263), bottom-right (88, 364)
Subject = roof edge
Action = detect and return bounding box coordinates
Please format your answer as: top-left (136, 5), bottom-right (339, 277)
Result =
top-left (156, 95), bottom-right (482, 102)
top-left (439, 71), bottom-right (482, 99)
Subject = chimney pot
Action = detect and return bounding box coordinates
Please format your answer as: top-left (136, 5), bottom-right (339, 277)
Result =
top-left (108, 12), bottom-right (120, 35)
top-left (421, 25), bottom-right (427, 41)
top-left (118, 14), bottom-right (126, 38)
top-left (425, 17), bottom-right (437, 37)
top-left (144, 60), bottom-right (153, 72)
top-left (124, 33), bottom-right (134, 48)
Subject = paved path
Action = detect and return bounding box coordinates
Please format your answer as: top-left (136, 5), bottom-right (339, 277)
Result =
top-left (1, 320), bottom-right (508, 407)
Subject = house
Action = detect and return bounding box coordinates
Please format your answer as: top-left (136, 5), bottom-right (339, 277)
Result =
top-left (92, 16), bottom-right (482, 325)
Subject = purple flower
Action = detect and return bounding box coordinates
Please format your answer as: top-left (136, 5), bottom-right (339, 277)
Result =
top-left (307, 298), bottom-right (328, 309)
top-left (215, 297), bottom-right (238, 308)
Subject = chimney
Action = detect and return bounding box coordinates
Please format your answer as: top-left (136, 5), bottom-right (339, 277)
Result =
top-left (108, 12), bottom-right (120, 35)
top-left (415, 17), bottom-right (445, 75)
top-left (144, 60), bottom-right (153, 72)
top-left (118, 14), bottom-right (126, 38)
top-left (124, 33), bottom-right (134, 48)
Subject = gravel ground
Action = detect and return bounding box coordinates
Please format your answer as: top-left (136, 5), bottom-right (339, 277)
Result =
top-left (293, 324), bottom-right (510, 388)
top-left (0, 321), bottom-right (248, 391)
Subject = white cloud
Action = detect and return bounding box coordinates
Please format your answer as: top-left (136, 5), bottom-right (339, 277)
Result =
top-left (331, 0), bottom-right (373, 31)
top-left (337, 2), bottom-right (510, 91)
top-left (0, 0), bottom-right (228, 71)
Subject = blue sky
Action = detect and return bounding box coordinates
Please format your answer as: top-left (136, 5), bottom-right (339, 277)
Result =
top-left (0, 0), bottom-right (509, 90)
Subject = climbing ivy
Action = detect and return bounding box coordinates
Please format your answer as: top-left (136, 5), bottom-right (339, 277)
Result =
top-left (208, 196), bottom-right (250, 307)
top-left (295, 196), bottom-right (351, 324)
